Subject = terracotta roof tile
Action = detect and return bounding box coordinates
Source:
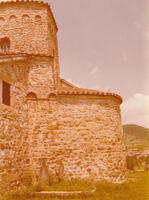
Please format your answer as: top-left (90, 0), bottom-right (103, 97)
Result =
top-left (58, 87), bottom-right (122, 103)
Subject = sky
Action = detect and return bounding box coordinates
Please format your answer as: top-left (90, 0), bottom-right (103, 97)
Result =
top-left (47, 0), bottom-right (149, 128)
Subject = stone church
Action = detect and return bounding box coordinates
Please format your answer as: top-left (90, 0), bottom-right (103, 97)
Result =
top-left (0, 0), bottom-right (126, 183)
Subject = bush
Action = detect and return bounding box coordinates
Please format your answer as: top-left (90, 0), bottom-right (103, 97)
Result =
top-left (127, 156), bottom-right (147, 171)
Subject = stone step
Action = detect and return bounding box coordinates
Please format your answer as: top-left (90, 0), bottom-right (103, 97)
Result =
top-left (33, 188), bottom-right (96, 198)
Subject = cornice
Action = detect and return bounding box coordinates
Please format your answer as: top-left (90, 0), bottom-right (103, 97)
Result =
top-left (0, 0), bottom-right (58, 32)
top-left (58, 87), bottom-right (123, 104)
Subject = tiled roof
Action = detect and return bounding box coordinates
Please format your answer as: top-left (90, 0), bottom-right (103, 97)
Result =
top-left (60, 79), bottom-right (79, 88)
top-left (58, 87), bottom-right (123, 103)
top-left (0, 0), bottom-right (58, 31)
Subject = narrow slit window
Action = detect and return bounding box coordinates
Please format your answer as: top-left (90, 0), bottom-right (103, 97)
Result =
top-left (0, 37), bottom-right (10, 54)
top-left (2, 81), bottom-right (10, 106)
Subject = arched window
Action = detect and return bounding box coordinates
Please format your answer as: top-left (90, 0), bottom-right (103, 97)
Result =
top-left (35, 15), bottom-right (42, 24)
top-left (22, 14), bottom-right (30, 23)
top-left (27, 92), bottom-right (37, 100)
top-left (9, 15), bottom-right (17, 22)
top-left (48, 93), bottom-right (56, 98)
top-left (0, 37), bottom-right (10, 54)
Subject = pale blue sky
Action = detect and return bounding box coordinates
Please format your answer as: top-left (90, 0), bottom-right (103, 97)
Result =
top-left (48, 0), bottom-right (149, 127)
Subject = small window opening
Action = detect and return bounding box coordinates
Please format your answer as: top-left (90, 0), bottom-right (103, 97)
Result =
top-left (27, 92), bottom-right (37, 100)
top-left (2, 81), bottom-right (10, 106)
top-left (9, 15), bottom-right (17, 22)
top-left (22, 14), bottom-right (30, 23)
top-left (0, 37), bottom-right (10, 54)
top-left (35, 15), bottom-right (42, 24)
top-left (48, 93), bottom-right (56, 98)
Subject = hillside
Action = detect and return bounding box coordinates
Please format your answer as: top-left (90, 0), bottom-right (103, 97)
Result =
top-left (123, 124), bottom-right (149, 150)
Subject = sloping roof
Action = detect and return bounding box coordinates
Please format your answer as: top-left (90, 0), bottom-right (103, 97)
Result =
top-left (60, 79), bottom-right (79, 88)
top-left (59, 79), bottom-right (123, 103)
top-left (0, 0), bottom-right (58, 31)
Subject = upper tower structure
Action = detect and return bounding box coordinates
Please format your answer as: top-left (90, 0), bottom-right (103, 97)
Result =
top-left (0, 0), bottom-right (58, 57)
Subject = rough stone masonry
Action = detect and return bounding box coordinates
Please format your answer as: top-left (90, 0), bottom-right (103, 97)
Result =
top-left (0, 0), bottom-right (127, 184)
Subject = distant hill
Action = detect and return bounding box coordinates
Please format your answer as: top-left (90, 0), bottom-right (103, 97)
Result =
top-left (123, 124), bottom-right (149, 140)
top-left (123, 124), bottom-right (149, 150)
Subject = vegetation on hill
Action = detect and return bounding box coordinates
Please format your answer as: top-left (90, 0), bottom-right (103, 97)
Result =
top-left (123, 124), bottom-right (149, 150)
top-left (123, 124), bottom-right (149, 140)
top-left (123, 124), bottom-right (149, 170)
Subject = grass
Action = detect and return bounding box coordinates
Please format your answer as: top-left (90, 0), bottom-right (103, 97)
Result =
top-left (0, 171), bottom-right (148, 200)
top-left (126, 139), bottom-right (149, 151)
top-left (34, 178), bottom-right (94, 192)
top-left (94, 171), bottom-right (149, 200)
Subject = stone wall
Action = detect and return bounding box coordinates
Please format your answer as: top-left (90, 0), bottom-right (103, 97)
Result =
top-left (27, 95), bottom-right (126, 183)
top-left (27, 58), bottom-right (59, 97)
top-left (0, 2), bottom-right (57, 56)
top-left (27, 97), bottom-right (57, 176)
top-left (0, 60), bottom-right (29, 184)
top-left (56, 96), bottom-right (126, 182)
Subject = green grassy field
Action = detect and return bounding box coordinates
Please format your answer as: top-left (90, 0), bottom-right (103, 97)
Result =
top-left (0, 171), bottom-right (148, 200)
